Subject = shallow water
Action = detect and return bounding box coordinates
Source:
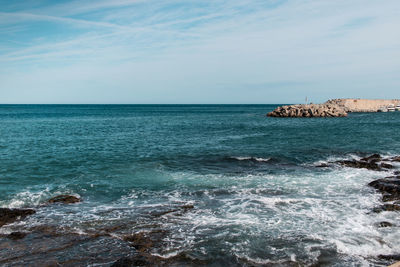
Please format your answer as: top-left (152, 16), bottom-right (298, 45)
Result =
top-left (0, 105), bottom-right (400, 266)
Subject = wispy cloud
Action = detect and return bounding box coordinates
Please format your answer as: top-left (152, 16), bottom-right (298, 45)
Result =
top-left (0, 0), bottom-right (399, 103)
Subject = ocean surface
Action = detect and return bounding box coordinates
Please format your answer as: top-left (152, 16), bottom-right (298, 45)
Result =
top-left (0, 104), bottom-right (400, 266)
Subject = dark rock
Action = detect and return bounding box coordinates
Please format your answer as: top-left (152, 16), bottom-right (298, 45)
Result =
top-left (391, 156), bottom-right (400, 162)
top-left (337, 160), bottom-right (381, 171)
top-left (316, 163), bottom-right (330, 168)
top-left (373, 204), bottom-right (400, 213)
top-left (7, 231), bottom-right (28, 240)
top-left (361, 154), bottom-right (381, 162)
top-left (47, 195), bottom-right (81, 204)
top-left (381, 163), bottom-right (394, 169)
top-left (111, 255), bottom-right (148, 267)
top-left (368, 178), bottom-right (400, 202)
top-left (123, 232), bottom-right (153, 252)
top-left (152, 204), bottom-right (194, 217)
top-left (376, 221), bottom-right (394, 228)
top-left (0, 208), bottom-right (36, 227)
top-left (378, 254), bottom-right (400, 261)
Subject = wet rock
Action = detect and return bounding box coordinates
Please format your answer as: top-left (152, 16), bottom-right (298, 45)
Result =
top-left (373, 204), bottom-right (400, 213)
top-left (152, 204), bottom-right (194, 217)
top-left (123, 232), bottom-right (154, 252)
top-left (368, 178), bottom-right (400, 202)
top-left (316, 163), bottom-right (330, 168)
top-left (378, 254), bottom-right (400, 261)
top-left (361, 154), bottom-right (382, 162)
top-left (7, 232), bottom-right (28, 240)
top-left (47, 195), bottom-right (81, 204)
top-left (0, 229), bottom-right (134, 266)
top-left (0, 208), bottom-right (36, 227)
top-left (111, 255), bottom-right (148, 267)
top-left (376, 221), bottom-right (394, 228)
top-left (381, 163), bottom-right (394, 169)
top-left (391, 156), bottom-right (400, 162)
top-left (337, 160), bottom-right (381, 171)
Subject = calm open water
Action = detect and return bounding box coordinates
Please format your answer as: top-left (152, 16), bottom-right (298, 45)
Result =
top-left (0, 104), bottom-right (400, 266)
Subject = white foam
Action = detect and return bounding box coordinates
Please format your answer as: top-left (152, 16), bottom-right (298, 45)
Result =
top-left (230, 156), bottom-right (271, 162)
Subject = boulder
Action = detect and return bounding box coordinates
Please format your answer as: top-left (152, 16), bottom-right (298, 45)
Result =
top-left (369, 178), bottom-right (400, 202)
top-left (47, 195), bottom-right (81, 204)
top-left (0, 208), bottom-right (36, 227)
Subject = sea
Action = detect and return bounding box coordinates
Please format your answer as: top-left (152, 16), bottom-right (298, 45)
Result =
top-left (0, 104), bottom-right (399, 266)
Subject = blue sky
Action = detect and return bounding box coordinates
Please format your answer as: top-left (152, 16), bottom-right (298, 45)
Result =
top-left (0, 0), bottom-right (399, 104)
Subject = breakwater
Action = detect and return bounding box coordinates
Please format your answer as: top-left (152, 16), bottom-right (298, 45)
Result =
top-left (267, 103), bottom-right (347, 117)
top-left (326, 99), bottom-right (400, 112)
top-left (268, 98), bottom-right (400, 117)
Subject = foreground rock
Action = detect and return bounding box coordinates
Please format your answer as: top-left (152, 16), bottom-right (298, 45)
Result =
top-left (267, 104), bottom-right (347, 118)
top-left (369, 177), bottom-right (400, 202)
top-left (0, 208), bottom-right (36, 227)
top-left (47, 195), bottom-right (81, 204)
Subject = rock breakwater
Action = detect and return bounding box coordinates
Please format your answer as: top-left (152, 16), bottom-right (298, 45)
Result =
top-left (267, 104), bottom-right (347, 118)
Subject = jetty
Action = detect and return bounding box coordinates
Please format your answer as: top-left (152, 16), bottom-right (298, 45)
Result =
top-left (267, 99), bottom-right (400, 118)
top-left (326, 99), bottom-right (400, 113)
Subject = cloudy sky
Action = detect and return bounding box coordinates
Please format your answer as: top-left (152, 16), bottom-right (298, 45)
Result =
top-left (0, 0), bottom-right (399, 104)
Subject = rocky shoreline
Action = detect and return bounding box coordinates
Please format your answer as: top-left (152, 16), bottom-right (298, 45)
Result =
top-left (1, 155), bottom-right (400, 266)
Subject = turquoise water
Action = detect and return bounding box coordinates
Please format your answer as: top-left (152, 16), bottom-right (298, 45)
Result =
top-left (1, 105), bottom-right (400, 266)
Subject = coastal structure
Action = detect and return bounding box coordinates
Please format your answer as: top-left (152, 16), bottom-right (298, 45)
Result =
top-left (267, 103), bottom-right (347, 118)
top-left (268, 99), bottom-right (400, 118)
top-left (326, 99), bottom-right (400, 112)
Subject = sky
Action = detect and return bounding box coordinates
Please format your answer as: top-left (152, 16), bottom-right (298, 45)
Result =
top-left (0, 0), bottom-right (399, 104)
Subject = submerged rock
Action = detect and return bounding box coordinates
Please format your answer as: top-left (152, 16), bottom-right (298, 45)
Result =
top-left (0, 208), bottom-right (36, 227)
top-left (47, 195), bottom-right (81, 204)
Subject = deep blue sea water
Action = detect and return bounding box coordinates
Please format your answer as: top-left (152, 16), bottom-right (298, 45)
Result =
top-left (0, 105), bottom-right (400, 266)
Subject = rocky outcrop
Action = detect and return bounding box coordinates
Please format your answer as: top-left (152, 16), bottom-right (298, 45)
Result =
top-left (47, 195), bottom-right (81, 204)
top-left (0, 208), bottom-right (36, 227)
top-left (317, 154), bottom-right (396, 171)
top-left (369, 177), bottom-right (400, 202)
top-left (267, 104), bottom-right (347, 118)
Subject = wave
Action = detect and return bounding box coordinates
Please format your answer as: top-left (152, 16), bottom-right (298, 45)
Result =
top-left (228, 156), bottom-right (272, 163)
